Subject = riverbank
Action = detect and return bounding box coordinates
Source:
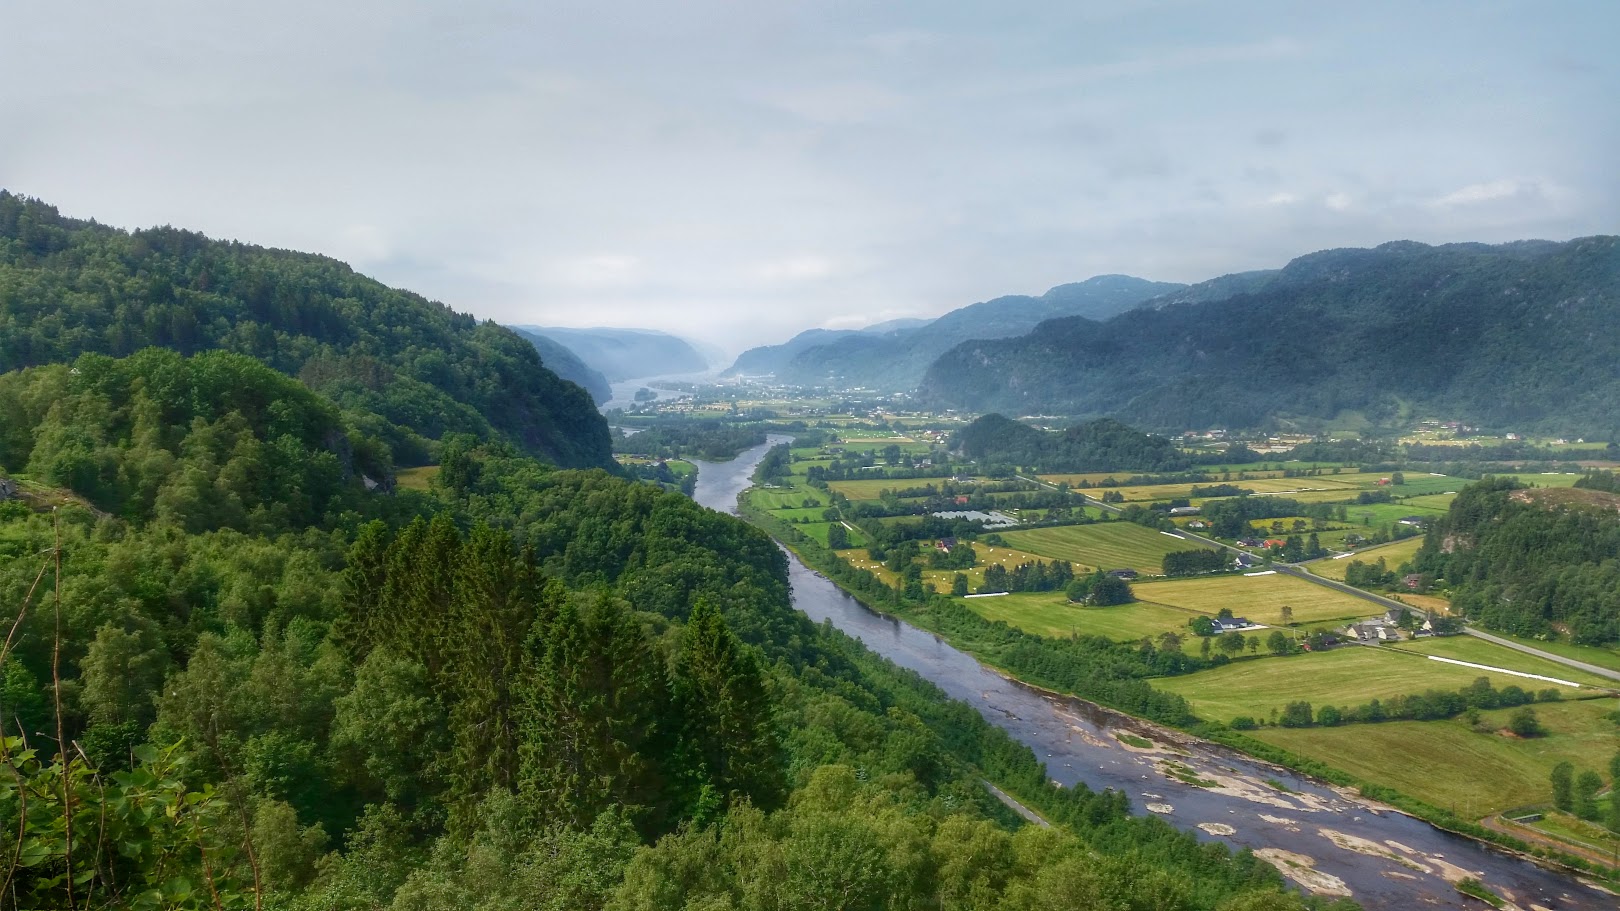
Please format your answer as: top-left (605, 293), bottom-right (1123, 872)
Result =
top-left (736, 488), bottom-right (1620, 893)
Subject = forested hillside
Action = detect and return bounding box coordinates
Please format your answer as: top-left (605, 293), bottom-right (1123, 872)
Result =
top-left (921, 237), bottom-right (1620, 434)
top-left (0, 192), bottom-right (612, 468)
top-left (1414, 476), bottom-right (1620, 645)
top-left (513, 329), bottom-right (613, 403)
top-left (0, 200), bottom-right (1322, 910)
top-left (728, 274), bottom-right (1183, 389)
top-left (953, 414), bottom-right (1251, 473)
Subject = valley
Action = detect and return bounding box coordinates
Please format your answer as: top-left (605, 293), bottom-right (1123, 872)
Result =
top-left (611, 380), bottom-right (1620, 899)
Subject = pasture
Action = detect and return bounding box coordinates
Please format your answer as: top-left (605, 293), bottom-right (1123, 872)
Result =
top-left (1481, 631), bottom-right (1620, 675)
top-left (826, 477), bottom-right (977, 501)
top-left (997, 522), bottom-right (1199, 574)
top-left (836, 543), bottom-right (1057, 591)
top-left (964, 593), bottom-right (1198, 643)
top-left (1130, 572), bottom-right (1374, 625)
top-left (1253, 697), bottom-right (1620, 817)
top-left (1308, 536), bottom-right (1425, 580)
top-left (1152, 645), bottom-right (1591, 724)
top-left (747, 485), bottom-right (828, 510)
top-left (1389, 636), bottom-right (1619, 689)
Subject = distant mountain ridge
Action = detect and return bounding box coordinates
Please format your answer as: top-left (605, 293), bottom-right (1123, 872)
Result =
top-left (521, 326), bottom-right (709, 381)
top-left (919, 237), bottom-right (1620, 434)
top-left (512, 329), bottom-right (613, 403)
top-left (725, 274), bottom-right (1184, 388)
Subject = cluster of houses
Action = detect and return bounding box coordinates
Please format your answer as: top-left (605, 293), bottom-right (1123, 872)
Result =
top-left (1342, 607), bottom-right (1442, 643)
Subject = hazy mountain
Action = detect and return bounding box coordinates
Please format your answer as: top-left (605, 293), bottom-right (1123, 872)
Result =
top-left (513, 329), bottom-right (613, 403)
top-left (522, 326), bottom-right (709, 381)
top-left (920, 237), bottom-right (1620, 434)
top-left (725, 274), bottom-right (1184, 388)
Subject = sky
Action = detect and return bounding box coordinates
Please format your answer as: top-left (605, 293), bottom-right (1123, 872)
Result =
top-left (3, 1), bottom-right (1616, 357)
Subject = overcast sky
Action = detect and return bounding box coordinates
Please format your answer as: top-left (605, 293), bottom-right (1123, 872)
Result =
top-left (4, 1), bottom-right (1615, 355)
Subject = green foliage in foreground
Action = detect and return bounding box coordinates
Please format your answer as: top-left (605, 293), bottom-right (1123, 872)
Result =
top-left (0, 444), bottom-right (1321, 910)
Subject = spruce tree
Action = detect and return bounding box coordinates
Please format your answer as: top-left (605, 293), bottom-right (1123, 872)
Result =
top-left (669, 599), bottom-right (785, 817)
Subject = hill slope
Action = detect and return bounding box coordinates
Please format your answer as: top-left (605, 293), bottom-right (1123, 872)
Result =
top-left (522, 326), bottom-right (709, 381)
top-left (920, 237), bottom-right (1620, 434)
top-left (513, 328), bottom-right (613, 403)
top-left (0, 192), bottom-right (613, 468)
top-left (726, 274), bottom-right (1183, 389)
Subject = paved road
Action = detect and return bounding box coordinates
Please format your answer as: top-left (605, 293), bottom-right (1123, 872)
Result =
top-left (1462, 628), bottom-right (1620, 684)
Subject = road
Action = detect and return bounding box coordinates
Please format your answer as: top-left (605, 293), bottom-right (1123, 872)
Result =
top-left (1462, 628), bottom-right (1620, 684)
top-left (1018, 471), bottom-right (1620, 686)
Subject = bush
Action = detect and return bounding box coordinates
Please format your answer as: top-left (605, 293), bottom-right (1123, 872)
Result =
top-left (1230, 716), bottom-right (1257, 731)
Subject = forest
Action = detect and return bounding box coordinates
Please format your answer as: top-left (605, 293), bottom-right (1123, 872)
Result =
top-left (0, 198), bottom-right (1333, 910)
top-left (0, 192), bottom-right (611, 469)
top-left (920, 236), bottom-right (1620, 435)
top-left (953, 414), bottom-right (1197, 473)
top-left (1413, 477), bottom-right (1620, 644)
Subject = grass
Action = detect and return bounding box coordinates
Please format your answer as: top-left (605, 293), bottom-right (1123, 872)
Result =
top-left (836, 544), bottom-right (1056, 592)
top-left (747, 485), bottom-right (827, 510)
top-left (797, 521), bottom-right (869, 548)
top-left (1479, 631), bottom-right (1620, 675)
top-left (1388, 636), bottom-right (1620, 689)
top-left (1252, 697), bottom-right (1620, 818)
top-left (1523, 805), bottom-right (1620, 858)
top-left (1400, 492), bottom-right (1459, 510)
top-left (827, 478), bottom-right (966, 500)
top-left (394, 465), bottom-right (440, 490)
top-left (1130, 572), bottom-right (1374, 625)
top-left (962, 593), bottom-right (1201, 642)
top-left (1307, 536), bottom-right (1425, 580)
top-left (996, 522), bottom-right (1197, 574)
top-left (1153, 646), bottom-right (1592, 724)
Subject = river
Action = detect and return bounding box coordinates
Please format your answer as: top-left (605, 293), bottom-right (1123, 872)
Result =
top-left (690, 436), bottom-right (1611, 911)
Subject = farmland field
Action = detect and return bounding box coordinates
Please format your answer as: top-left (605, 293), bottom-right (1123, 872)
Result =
top-left (1388, 636), bottom-right (1619, 689)
top-left (1308, 536), bottom-right (1425, 580)
top-left (836, 543), bottom-right (1056, 591)
top-left (827, 477), bottom-right (981, 500)
top-left (1130, 572), bottom-right (1374, 625)
top-left (996, 522), bottom-right (1200, 573)
top-left (797, 521), bottom-right (870, 548)
top-left (1478, 631), bottom-right (1620, 674)
top-left (964, 593), bottom-right (1198, 642)
top-left (1253, 698), bottom-right (1620, 817)
top-left (747, 485), bottom-right (828, 510)
top-left (1152, 646), bottom-right (1591, 724)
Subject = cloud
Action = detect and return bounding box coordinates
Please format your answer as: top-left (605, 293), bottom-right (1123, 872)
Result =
top-left (1429, 178), bottom-right (1549, 209)
top-left (753, 255), bottom-right (837, 282)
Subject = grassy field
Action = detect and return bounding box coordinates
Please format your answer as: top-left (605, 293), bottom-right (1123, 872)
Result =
top-left (747, 485), bottom-right (828, 510)
top-left (1308, 536), bottom-right (1425, 579)
top-left (797, 521), bottom-right (870, 548)
top-left (1400, 492), bottom-right (1459, 510)
top-left (1387, 636), bottom-right (1620, 689)
top-left (1130, 572), bottom-right (1374, 625)
top-left (964, 593), bottom-right (1199, 642)
top-left (1253, 697), bottom-right (1620, 817)
top-left (394, 465), bottom-right (440, 490)
top-left (1153, 646), bottom-right (1593, 723)
top-left (1478, 631), bottom-right (1620, 675)
top-left (836, 543), bottom-right (1056, 591)
top-left (826, 477), bottom-right (977, 500)
top-left (1343, 502), bottom-right (1447, 528)
top-left (997, 522), bottom-right (1198, 574)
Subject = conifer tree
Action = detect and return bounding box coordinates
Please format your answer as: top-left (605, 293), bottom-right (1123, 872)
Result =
top-left (669, 600), bottom-right (785, 817)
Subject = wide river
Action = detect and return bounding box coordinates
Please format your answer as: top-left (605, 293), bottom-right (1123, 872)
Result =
top-left (692, 437), bottom-right (1611, 911)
